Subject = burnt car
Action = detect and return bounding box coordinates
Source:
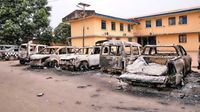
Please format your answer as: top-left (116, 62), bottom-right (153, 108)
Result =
top-left (100, 40), bottom-right (142, 73)
top-left (30, 46), bottom-right (78, 68)
top-left (19, 42), bottom-right (47, 65)
top-left (0, 45), bottom-right (19, 60)
top-left (59, 46), bottom-right (101, 71)
top-left (119, 45), bottom-right (192, 87)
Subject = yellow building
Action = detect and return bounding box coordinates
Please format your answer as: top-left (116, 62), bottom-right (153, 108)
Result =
top-left (63, 7), bottom-right (200, 51)
top-left (133, 6), bottom-right (200, 51)
top-left (63, 10), bottom-right (137, 47)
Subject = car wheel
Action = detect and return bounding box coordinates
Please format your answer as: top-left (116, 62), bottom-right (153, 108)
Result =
top-left (69, 65), bottom-right (76, 71)
top-left (49, 60), bottom-right (59, 68)
top-left (20, 60), bottom-right (26, 65)
top-left (198, 63), bottom-right (200, 69)
top-left (79, 61), bottom-right (89, 71)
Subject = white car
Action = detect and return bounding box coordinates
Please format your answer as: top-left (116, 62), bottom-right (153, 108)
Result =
top-left (59, 46), bottom-right (101, 71)
top-left (30, 46), bottom-right (78, 68)
top-left (19, 42), bottom-right (47, 64)
top-left (0, 45), bottom-right (19, 60)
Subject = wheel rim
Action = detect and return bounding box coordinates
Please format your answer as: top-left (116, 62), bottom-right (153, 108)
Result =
top-left (79, 62), bottom-right (88, 71)
top-left (50, 61), bottom-right (59, 68)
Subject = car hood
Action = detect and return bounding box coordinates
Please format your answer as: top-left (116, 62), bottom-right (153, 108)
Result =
top-left (30, 54), bottom-right (51, 60)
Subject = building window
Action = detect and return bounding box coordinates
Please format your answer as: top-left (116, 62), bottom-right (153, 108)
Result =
top-left (179, 16), bottom-right (187, 24)
top-left (116, 37), bottom-right (120, 40)
top-left (131, 25), bottom-right (133, 29)
top-left (120, 23), bottom-right (124, 31)
top-left (146, 20), bottom-right (151, 28)
top-left (128, 38), bottom-right (132, 42)
top-left (198, 33), bottom-right (200, 42)
top-left (156, 19), bottom-right (162, 27)
top-left (106, 37), bottom-right (112, 40)
top-left (128, 24), bottom-right (131, 32)
top-left (168, 17), bottom-right (176, 25)
top-left (111, 22), bottom-right (116, 30)
top-left (101, 20), bottom-right (106, 29)
top-left (179, 34), bottom-right (187, 43)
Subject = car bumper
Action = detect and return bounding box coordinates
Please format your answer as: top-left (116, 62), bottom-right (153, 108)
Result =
top-left (30, 60), bottom-right (44, 67)
top-left (119, 73), bottom-right (168, 84)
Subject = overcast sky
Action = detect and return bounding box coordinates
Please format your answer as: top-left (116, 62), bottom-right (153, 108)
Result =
top-left (48, 0), bottom-right (200, 28)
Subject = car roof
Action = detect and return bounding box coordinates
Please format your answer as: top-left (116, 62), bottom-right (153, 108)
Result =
top-left (66, 46), bottom-right (80, 48)
top-left (144, 44), bottom-right (178, 47)
top-left (21, 43), bottom-right (46, 46)
top-left (102, 40), bottom-right (141, 47)
top-left (46, 46), bottom-right (65, 48)
top-left (0, 45), bottom-right (18, 47)
top-left (79, 46), bottom-right (101, 49)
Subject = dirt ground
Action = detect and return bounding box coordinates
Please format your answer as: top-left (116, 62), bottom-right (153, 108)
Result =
top-left (0, 61), bottom-right (200, 112)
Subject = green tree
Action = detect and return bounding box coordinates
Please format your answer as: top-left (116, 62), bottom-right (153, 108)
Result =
top-left (54, 22), bottom-right (71, 45)
top-left (54, 22), bottom-right (71, 38)
top-left (39, 26), bottom-right (53, 45)
top-left (0, 0), bottom-right (51, 44)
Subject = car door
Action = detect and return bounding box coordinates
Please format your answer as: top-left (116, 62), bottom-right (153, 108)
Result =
top-left (88, 47), bottom-right (100, 66)
top-left (179, 46), bottom-right (192, 72)
top-left (100, 45), bottom-right (123, 70)
top-left (125, 45), bottom-right (140, 65)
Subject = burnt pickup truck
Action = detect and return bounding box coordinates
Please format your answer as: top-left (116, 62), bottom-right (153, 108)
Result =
top-left (119, 45), bottom-right (192, 87)
top-left (100, 40), bottom-right (142, 73)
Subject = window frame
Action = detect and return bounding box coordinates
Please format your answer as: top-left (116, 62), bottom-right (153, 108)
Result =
top-left (168, 17), bottom-right (176, 26)
top-left (128, 24), bottom-right (131, 32)
top-left (120, 23), bottom-right (124, 31)
top-left (111, 22), bottom-right (116, 31)
top-left (156, 19), bottom-right (162, 27)
top-left (128, 38), bottom-right (132, 42)
top-left (59, 48), bottom-right (67, 54)
top-left (106, 37), bottom-right (112, 40)
top-left (116, 37), bottom-right (120, 40)
top-left (198, 32), bottom-right (200, 42)
top-left (179, 34), bottom-right (187, 43)
top-left (179, 15), bottom-right (187, 25)
top-left (145, 20), bottom-right (151, 28)
top-left (101, 20), bottom-right (106, 30)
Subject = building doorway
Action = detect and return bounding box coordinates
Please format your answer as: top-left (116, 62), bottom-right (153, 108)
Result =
top-left (137, 36), bottom-right (156, 46)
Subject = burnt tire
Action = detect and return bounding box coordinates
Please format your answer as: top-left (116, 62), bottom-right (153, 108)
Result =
top-left (78, 61), bottom-right (89, 71)
top-left (19, 60), bottom-right (26, 65)
top-left (198, 63), bottom-right (200, 69)
top-left (49, 60), bottom-right (59, 68)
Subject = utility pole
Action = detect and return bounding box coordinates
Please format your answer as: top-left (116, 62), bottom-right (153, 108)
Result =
top-left (77, 3), bottom-right (90, 47)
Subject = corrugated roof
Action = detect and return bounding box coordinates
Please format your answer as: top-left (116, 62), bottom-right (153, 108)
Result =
top-left (135, 6), bottom-right (200, 19)
top-left (95, 13), bottom-right (137, 24)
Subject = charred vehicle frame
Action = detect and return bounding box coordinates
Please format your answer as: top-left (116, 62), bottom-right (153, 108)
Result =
top-left (30, 46), bottom-right (78, 68)
top-left (19, 43), bottom-right (47, 65)
top-left (59, 46), bottom-right (101, 71)
top-left (100, 40), bottom-right (142, 73)
top-left (119, 45), bottom-right (192, 87)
